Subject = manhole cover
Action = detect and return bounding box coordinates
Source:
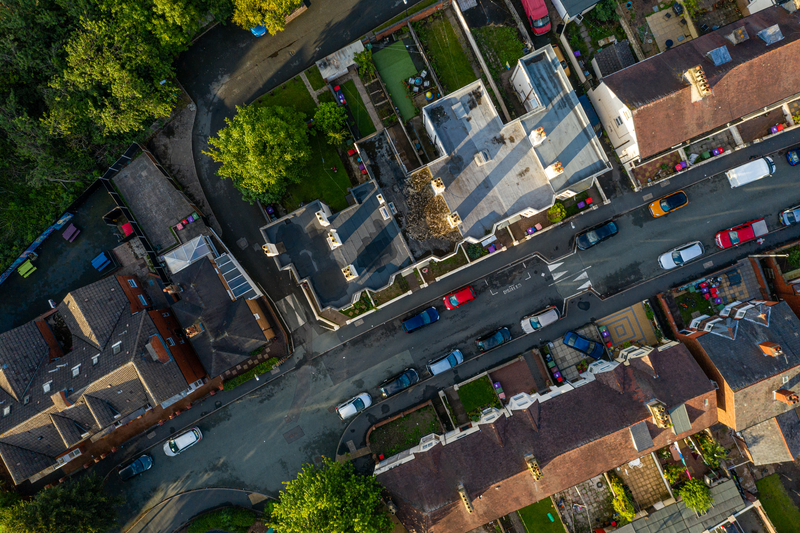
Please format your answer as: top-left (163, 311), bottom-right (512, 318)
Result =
top-left (577, 301), bottom-right (590, 311)
top-left (236, 237), bottom-right (248, 250)
top-left (283, 426), bottom-right (305, 444)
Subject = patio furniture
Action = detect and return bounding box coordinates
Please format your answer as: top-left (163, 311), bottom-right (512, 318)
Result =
top-left (420, 70), bottom-right (427, 78)
top-left (665, 39), bottom-right (674, 49)
top-left (771, 124), bottom-right (785, 134)
top-left (121, 223), bottom-right (133, 237)
top-left (176, 222), bottom-right (184, 230)
top-left (673, 2), bottom-right (684, 14)
top-left (62, 223), bottom-right (80, 242)
top-left (725, 269), bottom-right (742, 286)
top-left (700, 23), bottom-right (710, 32)
top-left (18, 260), bottom-right (36, 278)
top-left (91, 252), bottom-right (112, 271)
top-left (704, 293), bottom-right (711, 300)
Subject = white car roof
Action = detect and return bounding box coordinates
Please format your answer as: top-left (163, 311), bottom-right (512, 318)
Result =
top-left (337, 392), bottom-right (371, 419)
top-left (521, 307), bottom-right (559, 333)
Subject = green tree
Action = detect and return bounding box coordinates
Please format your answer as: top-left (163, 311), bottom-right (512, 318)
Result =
top-left (204, 105), bottom-right (310, 204)
top-left (270, 457), bottom-right (392, 533)
top-left (231, 0), bottom-right (304, 35)
top-left (314, 102), bottom-right (347, 145)
top-left (590, 0), bottom-right (619, 22)
top-left (677, 479), bottom-right (714, 514)
top-left (547, 201), bottom-right (567, 223)
top-left (0, 475), bottom-right (122, 533)
top-left (354, 50), bottom-right (376, 79)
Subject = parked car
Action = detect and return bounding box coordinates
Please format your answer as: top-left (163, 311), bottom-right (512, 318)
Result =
top-left (443, 286), bottom-right (476, 310)
top-left (520, 306), bottom-right (560, 334)
top-left (726, 157), bottom-right (775, 188)
top-left (658, 241), bottom-right (705, 270)
top-left (119, 454), bottom-right (153, 481)
top-left (714, 218), bottom-right (768, 249)
top-left (476, 327), bottom-right (512, 352)
top-left (163, 427), bottom-right (202, 457)
top-left (335, 392), bottom-right (372, 420)
top-left (786, 146), bottom-right (800, 166)
top-left (521, 0), bottom-right (551, 35)
top-left (402, 307), bottom-right (440, 333)
top-left (250, 25), bottom-right (267, 37)
top-left (380, 369), bottom-right (419, 397)
top-left (780, 204), bottom-right (800, 226)
top-left (563, 331), bottom-right (604, 360)
top-left (648, 190), bottom-right (688, 217)
top-left (333, 85), bottom-right (346, 105)
top-left (575, 220), bottom-right (618, 250)
top-left (427, 349), bottom-right (464, 375)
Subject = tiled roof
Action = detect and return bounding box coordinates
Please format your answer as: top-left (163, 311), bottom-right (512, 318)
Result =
top-left (58, 276), bottom-right (130, 350)
top-left (378, 344), bottom-right (716, 533)
top-left (0, 321), bottom-right (47, 401)
top-left (696, 301), bottom-right (800, 391)
top-left (172, 258), bottom-right (266, 377)
top-left (593, 40), bottom-right (637, 77)
top-left (0, 442), bottom-right (55, 485)
top-left (603, 7), bottom-right (800, 159)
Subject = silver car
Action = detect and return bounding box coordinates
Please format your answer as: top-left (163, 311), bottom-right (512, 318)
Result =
top-left (163, 427), bottom-right (202, 456)
top-left (520, 306), bottom-right (560, 334)
top-left (658, 241), bottom-right (705, 270)
top-left (335, 392), bottom-right (372, 420)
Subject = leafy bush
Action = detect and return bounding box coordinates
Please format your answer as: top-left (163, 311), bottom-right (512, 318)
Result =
top-left (314, 102), bottom-right (347, 144)
top-left (591, 0), bottom-right (620, 21)
top-left (223, 357), bottom-right (280, 391)
top-left (696, 433), bottom-right (728, 469)
top-left (677, 478), bottom-right (713, 513)
top-left (788, 248), bottom-right (800, 269)
top-left (354, 50), bottom-right (376, 79)
top-left (547, 202), bottom-right (567, 223)
top-left (608, 474), bottom-right (635, 524)
top-left (188, 508), bottom-right (256, 533)
top-left (466, 243), bottom-right (488, 260)
top-left (663, 464), bottom-right (684, 485)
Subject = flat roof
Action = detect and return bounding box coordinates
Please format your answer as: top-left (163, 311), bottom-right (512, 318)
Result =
top-left (517, 48), bottom-right (609, 192)
top-left (261, 181), bottom-right (413, 309)
top-left (424, 81), bottom-right (554, 240)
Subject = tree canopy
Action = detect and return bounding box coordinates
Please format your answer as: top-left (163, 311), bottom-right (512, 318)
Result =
top-left (676, 478), bottom-right (714, 514)
top-left (231, 0), bottom-right (304, 34)
top-left (204, 105), bottom-right (311, 204)
top-left (0, 476), bottom-right (122, 533)
top-left (270, 458), bottom-right (392, 533)
top-left (0, 0), bottom-right (232, 271)
top-left (314, 103), bottom-right (347, 145)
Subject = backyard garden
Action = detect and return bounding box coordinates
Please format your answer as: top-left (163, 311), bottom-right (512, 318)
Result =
top-left (457, 375), bottom-right (501, 421)
top-left (472, 26), bottom-right (528, 115)
top-left (517, 498), bottom-right (566, 533)
top-left (414, 13), bottom-right (477, 94)
top-left (253, 75), bottom-right (351, 213)
top-left (340, 291), bottom-right (375, 319)
top-left (420, 247), bottom-right (468, 284)
top-left (756, 474), bottom-right (800, 533)
top-left (368, 404), bottom-right (442, 458)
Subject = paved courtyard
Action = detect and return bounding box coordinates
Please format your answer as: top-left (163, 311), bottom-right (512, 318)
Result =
top-left (552, 475), bottom-right (614, 533)
top-left (596, 302), bottom-right (658, 347)
top-left (613, 453), bottom-right (670, 510)
top-left (645, 9), bottom-right (693, 52)
top-left (548, 324), bottom-right (605, 381)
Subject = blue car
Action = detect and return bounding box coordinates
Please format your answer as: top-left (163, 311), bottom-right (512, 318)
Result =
top-left (563, 331), bottom-right (605, 360)
top-left (787, 147), bottom-right (800, 166)
top-left (402, 307), bottom-right (439, 333)
top-left (476, 327), bottom-right (512, 352)
top-left (251, 25), bottom-right (267, 37)
top-left (119, 454), bottom-right (153, 481)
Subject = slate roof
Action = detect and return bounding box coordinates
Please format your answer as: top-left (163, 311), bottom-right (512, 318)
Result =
top-left (171, 258), bottom-right (267, 377)
top-left (378, 344), bottom-right (716, 533)
top-left (593, 40), bottom-right (637, 77)
top-left (0, 275), bottom-right (203, 484)
top-left (0, 321), bottom-right (48, 401)
top-left (603, 7), bottom-right (800, 159)
top-left (630, 420), bottom-right (654, 451)
top-left (696, 301), bottom-right (800, 391)
top-left (741, 409), bottom-right (800, 465)
top-left (617, 479), bottom-right (745, 533)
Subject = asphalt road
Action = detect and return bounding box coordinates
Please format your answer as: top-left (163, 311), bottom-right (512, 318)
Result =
top-left (175, 0), bottom-right (431, 349)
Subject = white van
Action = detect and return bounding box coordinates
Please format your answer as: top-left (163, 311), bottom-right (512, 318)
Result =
top-left (726, 156), bottom-right (775, 188)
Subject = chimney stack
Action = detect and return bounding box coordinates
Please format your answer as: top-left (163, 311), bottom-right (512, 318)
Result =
top-left (759, 342), bottom-right (783, 357)
top-left (775, 389), bottom-right (799, 405)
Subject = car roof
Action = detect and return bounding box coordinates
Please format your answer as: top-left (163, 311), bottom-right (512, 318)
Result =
top-left (173, 431), bottom-right (197, 448)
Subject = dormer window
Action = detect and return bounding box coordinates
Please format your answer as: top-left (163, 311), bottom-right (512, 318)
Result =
top-left (127, 279), bottom-right (137, 288)
top-left (112, 341), bottom-right (122, 355)
top-left (3, 406), bottom-right (11, 417)
top-left (92, 355), bottom-right (99, 365)
top-left (72, 364), bottom-right (81, 377)
top-left (43, 381), bottom-right (52, 393)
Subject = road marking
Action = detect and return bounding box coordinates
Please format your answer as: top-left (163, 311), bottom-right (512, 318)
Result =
top-left (552, 271), bottom-right (568, 281)
top-left (573, 271), bottom-right (589, 281)
top-left (703, 260), bottom-right (714, 269)
top-left (503, 283), bottom-right (523, 295)
top-left (490, 289), bottom-right (498, 295)
top-left (548, 262), bottom-right (564, 271)
top-left (354, 319), bottom-right (364, 327)
top-left (660, 179), bottom-right (670, 187)
top-left (577, 280), bottom-right (593, 290)
top-left (525, 272), bottom-right (531, 280)
top-left (642, 193), bottom-right (653, 201)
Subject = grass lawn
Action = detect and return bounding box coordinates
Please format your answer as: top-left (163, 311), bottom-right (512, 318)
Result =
top-left (373, 41), bottom-right (418, 121)
top-left (756, 474), bottom-right (800, 533)
top-left (415, 16), bottom-right (477, 93)
top-left (674, 291), bottom-right (714, 325)
top-left (372, 274), bottom-right (410, 306)
top-left (187, 507), bottom-right (256, 533)
top-left (472, 26), bottom-right (527, 80)
top-left (306, 64), bottom-right (326, 91)
top-left (318, 90), bottom-right (335, 104)
top-left (457, 376), bottom-right (501, 420)
top-left (341, 80), bottom-right (377, 137)
top-left (422, 248), bottom-right (468, 282)
top-left (254, 76), bottom-right (317, 118)
top-left (518, 499), bottom-right (566, 533)
top-left (368, 405), bottom-right (441, 457)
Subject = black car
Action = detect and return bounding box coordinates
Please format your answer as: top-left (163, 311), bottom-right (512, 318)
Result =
top-left (379, 369), bottom-right (420, 397)
top-left (476, 327), bottom-right (512, 352)
top-left (575, 220), bottom-right (618, 250)
top-left (119, 454), bottom-right (153, 481)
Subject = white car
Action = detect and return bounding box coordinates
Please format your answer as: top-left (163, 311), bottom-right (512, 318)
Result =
top-left (335, 392), bottom-right (372, 420)
top-left (163, 427), bottom-right (202, 456)
top-left (658, 241), bottom-right (705, 270)
top-left (520, 306), bottom-right (560, 334)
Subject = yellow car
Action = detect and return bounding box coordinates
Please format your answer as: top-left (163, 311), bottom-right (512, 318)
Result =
top-left (552, 44), bottom-right (572, 78)
top-left (649, 190), bottom-right (688, 217)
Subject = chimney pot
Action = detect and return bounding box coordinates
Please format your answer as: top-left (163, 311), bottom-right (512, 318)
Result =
top-left (775, 389), bottom-right (799, 405)
top-left (759, 342), bottom-right (783, 357)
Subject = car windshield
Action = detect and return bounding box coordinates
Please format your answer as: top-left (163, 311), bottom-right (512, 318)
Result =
top-left (791, 152), bottom-right (799, 164)
top-left (671, 250), bottom-right (684, 265)
top-left (787, 211), bottom-right (799, 224)
top-left (421, 312), bottom-right (431, 325)
top-left (533, 15), bottom-right (550, 27)
top-left (447, 354), bottom-right (457, 365)
top-left (565, 335), bottom-right (576, 347)
top-left (352, 398), bottom-right (365, 411)
top-left (397, 374), bottom-right (410, 387)
top-left (661, 193), bottom-right (686, 212)
top-left (585, 341), bottom-right (597, 352)
top-left (448, 295), bottom-right (460, 306)
top-left (584, 230), bottom-right (600, 244)
top-left (728, 230), bottom-right (740, 245)
top-left (529, 316), bottom-right (542, 328)
top-left (169, 440), bottom-right (180, 454)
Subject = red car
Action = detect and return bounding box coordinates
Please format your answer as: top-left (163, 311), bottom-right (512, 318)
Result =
top-left (522, 0), bottom-right (551, 35)
top-left (714, 218), bottom-right (768, 249)
top-left (443, 286), bottom-right (476, 310)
